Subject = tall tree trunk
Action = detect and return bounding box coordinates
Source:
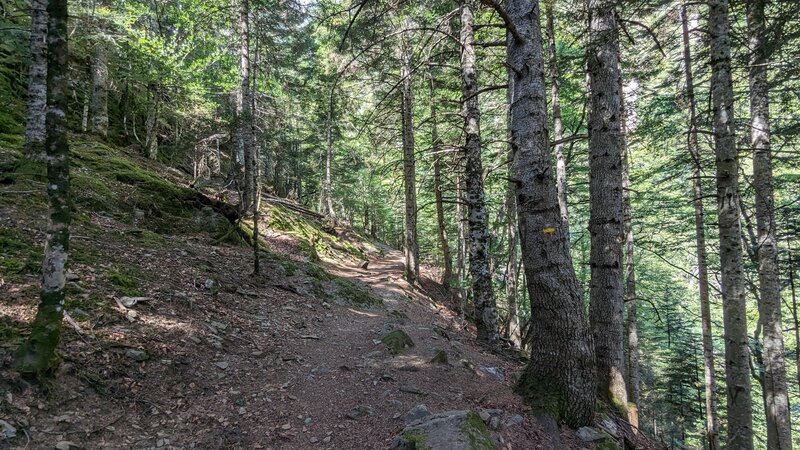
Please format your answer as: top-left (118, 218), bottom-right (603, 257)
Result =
top-left (90, 42), bottom-right (108, 136)
top-left (459, 0), bottom-right (500, 346)
top-left (456, 169), bottom-right (468, 314)
top-left (587, 0), bottom-right (628, 413)
top-left (428, 70), bottom-right (452, 287)
top-left (709, 0), bottom-right (754, 447)
top-left (788, 247), bottom-right (799, 388)
top-left (621, 84), bottom-right (640, 430)
top-left (680, 6), bottom-right (721, 448)
top-left (321, 87), bottom-right (337, 220)
top-left (545, 1), bottom-right (568, 231)
top-left (15, 0), bottom-right (71, 377)
top-left (506, 0), bottom-right (596, 427)
top-left (400, 29), bottom-right (419, 284)
top-left (145, 82), bottom-right (159, 159)
top-left (504, 57), bottom-right (520, 347)
top-left (24, 0), bottom-right (47, 158)
top-left (237, 0), bottom-right (255, 213)
top-left (747, 1), bottom-right (792, 447)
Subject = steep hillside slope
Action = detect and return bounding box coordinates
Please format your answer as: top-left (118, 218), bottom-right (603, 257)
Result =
top-left (0, 137), bottom-right (644, 449)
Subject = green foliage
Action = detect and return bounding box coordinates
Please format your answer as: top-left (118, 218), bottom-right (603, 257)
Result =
top-left (107, 267), bottom-right (143, 296)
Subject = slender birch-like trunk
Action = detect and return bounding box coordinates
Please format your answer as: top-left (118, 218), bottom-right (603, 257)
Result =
top-left (24, 0), bottom-right (48, 158)
top-left (680, 6), bottom-right (721, 448)
top-left (90, 42), bottom-right (108, 136)
top-left (15, 0), bottom-right (71, 377)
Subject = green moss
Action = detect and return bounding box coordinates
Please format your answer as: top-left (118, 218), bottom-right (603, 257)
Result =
top-left (463, 412), bottom-right (498, 450)
top-left (107, 267), bottom-right (143, 296)
top-left (305, 263), bottom-right (329, 281)
top-left (71, 172), bottom-right (114, 211)
top-left (125, 228), bottom-right (165, 247)
top-left (514, 371), bottom-right (565, 420)
top-left (402, 429), bottom-right (428, 449)
top-left (0, 228), bottom-right (42, 277)
top-left (334, 278), bottom-right (382, 308)
top-left (0, 316), bottom-right (22, 345)
top-left (14, 291), bottom-right (65, 378)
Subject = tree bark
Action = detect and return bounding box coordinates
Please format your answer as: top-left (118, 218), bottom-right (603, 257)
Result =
top-left (545, 1), bottom-right (568, 232)
top-left (400, 28), bottom-right (419, 284)
top-left (145, 82), bottom-right (159, 159)
top-left (709, 0), bottom-right (754, 447)
top-left (90, 42), bottom-right (109, 137)
top-left (321, 87), bottom-right (337, 220)
top-left (237, 0), bottom-right (255, 214)
top-left (24, 0), bottom-right (47, 158)
top-left (505, 57), bottom-right (520, 347)
top-left (621, 82), bottom-right (640, 431)
top-left (456, 169), bottom-right (468, 313)
top-left (459, 0), bottom-right (500, 346)
top-left (788, 247), bottom-right (799, 388)
top-left (680, 6), bottom-right (721, 449)
top-left (428, 69), bottom-right (452, 287)
top-left (15, 0), bottom-right (71, 377)
top-left (587, 0), bottom-right (628, 413)
top-left (506, 0), bottom-right (595, 427)
top-left (747, 1), bottom-right (792, 447)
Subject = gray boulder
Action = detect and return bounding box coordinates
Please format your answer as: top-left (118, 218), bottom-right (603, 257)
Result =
top-left (390, 410), bottom-right (499, 450)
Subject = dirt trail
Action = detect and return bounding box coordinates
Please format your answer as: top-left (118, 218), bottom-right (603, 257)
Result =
top-left (1, 229), bottom-right (554, 449)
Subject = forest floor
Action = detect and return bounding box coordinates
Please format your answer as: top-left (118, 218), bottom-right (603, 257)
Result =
top-left (0, 137), bottom-right (604, 449)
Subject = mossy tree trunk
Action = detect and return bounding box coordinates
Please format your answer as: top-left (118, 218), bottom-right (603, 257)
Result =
top-left (15, 0), bottom-right (71, 378)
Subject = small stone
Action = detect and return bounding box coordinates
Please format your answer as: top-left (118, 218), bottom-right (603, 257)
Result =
top-left (404, 404), bottom-right (430, 424)
top-left (239, 407), bottom-right (247, 415)
top-left (65, 271), bottom-right (80, 282)
top-left (478, 366), bottom-right (505, 382)
top-left (304, 417), bottom-right (313, 425)
top-left (576, 426), bottom-right (605, 442)
top-left (600, 418), bottom-right (619, 437)
top-left (251, 351), bottom-right (265, 357)
top-left (504, 414), bottom-right (524, 428)
top-left (428, 349), bottom-right (448, 365)
top-left (55, 442), bottom-right (78, 450)
top-left (489, 416), bottom-right (501, 430)
top-left (0, 420), bottom-right (16, 438)
top-left (310, 436), bottom-right (319, 443)
top-left (209, 320), bottom-right (228, 330)
top-left (215, 361), bottom-right (229, 370)
top-left (188, 335), bottom-right (202, 344)
top-left (281, 423), bottom-right (292, 430)
top-left (388, 399), bottom-right (402, 407)
top-left (479, 411), bottom-right (491, 422)
top-left (125, 349), bottom-right (149, 362)
top-left (345, 405), bottom-right (375, 420)
top-left (323, 436), bottom-right (331, 443)
top-left (398, 385), bottom-right (426, 396)
top-left (204, 278), bottom-right (216, 290)
top-left (120, 296), bottom-right (150, 307)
